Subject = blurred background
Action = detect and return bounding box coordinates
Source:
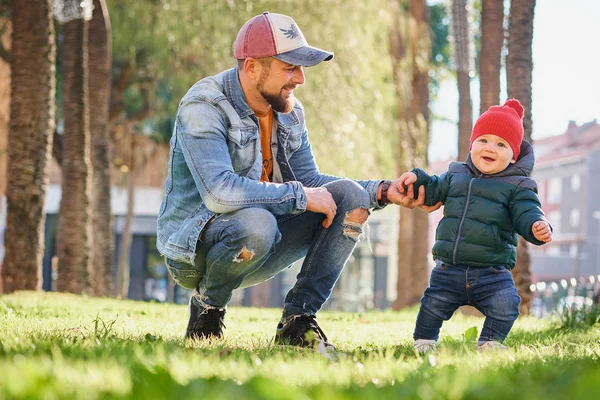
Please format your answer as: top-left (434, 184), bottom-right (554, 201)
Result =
top-left (0, 0), bottom-right (598, 319)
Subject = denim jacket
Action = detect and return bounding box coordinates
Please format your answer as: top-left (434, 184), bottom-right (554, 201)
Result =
top-left (157, 67), bottom-right (384, 265)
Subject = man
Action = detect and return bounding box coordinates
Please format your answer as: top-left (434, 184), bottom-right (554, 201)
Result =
top-left (157, 12), bottom-right (436, 348)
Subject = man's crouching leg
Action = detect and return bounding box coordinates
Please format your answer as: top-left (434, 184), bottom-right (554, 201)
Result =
top-left (186, 208), bottom-right (281, 340)
top-left (276, 179), bottom-right (370, 348)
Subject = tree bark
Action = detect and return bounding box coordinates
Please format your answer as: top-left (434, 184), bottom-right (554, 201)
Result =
top-left (88, 0), bottom-right (114, 297)
top-left (390, 0), bottom-right (431, 309)
top-left (116, 132), bottom-right (134, 299)
top-left (0, 18), bottom-right (10, 199)
top-left (2, 0), bottom-right (55, 293)
top-left (409, 0), bottom-right (431, 305)
top-left (451, 0), bottom-right (473, 162)
top-left (507, 0), bottom-right (536, 315)
top-left (479, 0), bottom-right (504, 113)
top-left (56, 16), bottom-right (91, 294)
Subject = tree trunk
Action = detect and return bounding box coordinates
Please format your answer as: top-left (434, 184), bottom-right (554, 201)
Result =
top-left (408, 0), bottom-right (431, 305)
top-left (507, 0), bottom-right (535, 142)
top-left (56, 16), bottom-right (91, 294)
top-left (0, 18), bottom-right (10, 199)
top-left (395, 207), bottom-right (414, 308)
top-left (389, 1), bottom-right (413, 310)
top-left (507, 0), bottom-right (536, 315)
top-left (2, 0), bottom-right (55, 293)
top-left (451, 0), bottom-right (473, 162)
top-left (390, 0), bottom-right (431, 309)
top-left (115, 170), bottom-right (133, 299)
top-left (88, 0), bottom-right (114, 297)
top-left (116, 132), bottom-right (135, 299)
top-left (0, 17), bottom-right (10, 292)
top-left (479, 0), bottom-right (504, 113)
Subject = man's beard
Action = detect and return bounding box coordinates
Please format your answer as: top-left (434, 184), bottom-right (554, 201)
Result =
top-left (260, 89), bottom-right (295, 113)
top-left (256, 71), bottom-right (295, 113)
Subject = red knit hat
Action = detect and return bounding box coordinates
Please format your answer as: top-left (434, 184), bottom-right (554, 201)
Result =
top-left (470, 99), bottom-right (525, 160)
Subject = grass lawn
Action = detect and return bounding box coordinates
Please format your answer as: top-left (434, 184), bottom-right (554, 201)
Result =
top-left (1, 291), bottom-right (599, 399)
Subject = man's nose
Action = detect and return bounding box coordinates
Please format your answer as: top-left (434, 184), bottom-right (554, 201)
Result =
top-left (293, 66), bottom-right (305, 85)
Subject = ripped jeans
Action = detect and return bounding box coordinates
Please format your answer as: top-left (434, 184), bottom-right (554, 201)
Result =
top-left (166, 179), bottom-right (371, 319)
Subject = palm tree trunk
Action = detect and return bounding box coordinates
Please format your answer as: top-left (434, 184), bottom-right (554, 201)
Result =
top-left (389, 0), bottom-right (431, 309)
top-left (116, 132), bottom-right (135, 299)
top-left (2, 0), bottom-right (55, 293)
top-left (115, 170), bottom-right (133, 299)
top-left (88, 0), bottom-right (114, 297)
top-left (0, 17), bottom-right (10, 292)
top-left (507, 0), bottom-right (536, 315)
top-left (479, 0), bottom-right (504, 113)
top-left (0, 17), bottom-right (10, 199)
top-left (389, 1), bottom-right (414, 310)
top-left (56, 15), bottom-right (92, 294)
top-left (409, 0), bottom-right (431, 305)
top-left (451, 0), bottom-right (473, 162)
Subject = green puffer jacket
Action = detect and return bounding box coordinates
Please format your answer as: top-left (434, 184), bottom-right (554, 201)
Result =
top-left (412, 141), bottom-right (549, 268)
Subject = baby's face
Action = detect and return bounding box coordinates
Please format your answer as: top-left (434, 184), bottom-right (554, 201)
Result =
top-left (470, 134), bottom-right (515, 175)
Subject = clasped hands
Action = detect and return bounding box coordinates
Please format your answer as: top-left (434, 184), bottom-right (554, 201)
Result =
top-left (387, 173), bottom-right (442, 213)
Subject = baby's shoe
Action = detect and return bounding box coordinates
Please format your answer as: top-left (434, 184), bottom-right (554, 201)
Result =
top-left (414, 339), bottom-right (437, 354)
top-left (477, 340), bottom-right (508, 351)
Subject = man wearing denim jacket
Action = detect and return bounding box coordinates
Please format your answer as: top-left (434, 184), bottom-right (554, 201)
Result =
top-left (157, 12), bottom-right (436, 348)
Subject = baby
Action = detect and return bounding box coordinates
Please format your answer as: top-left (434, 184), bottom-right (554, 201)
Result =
top-left (399, 99), bottom-right (552, 352)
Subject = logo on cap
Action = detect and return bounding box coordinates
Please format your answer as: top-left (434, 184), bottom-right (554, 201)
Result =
top-left (280, 24), bottom-right (300, 40)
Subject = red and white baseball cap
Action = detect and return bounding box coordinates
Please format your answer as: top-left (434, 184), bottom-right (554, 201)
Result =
top-left (233, 12), bottom-right (334, 67)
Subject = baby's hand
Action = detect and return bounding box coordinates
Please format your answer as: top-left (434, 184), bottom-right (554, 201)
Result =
top-left (532, 221), bottom-right (552, 243)
top-left (398, 172), bottom-right (417, 193)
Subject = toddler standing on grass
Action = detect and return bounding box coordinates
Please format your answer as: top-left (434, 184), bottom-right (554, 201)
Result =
top-left (398, 99), bottom-right (552, 352)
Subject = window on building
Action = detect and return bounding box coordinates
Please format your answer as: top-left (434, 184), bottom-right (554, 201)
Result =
top-left (571, 174), bottom-right (581, 191)
top-left (548, 211), bottom-right (560, 235)
top-left (570, 208), bottom-right (580, 228)
top-left (548, 177), bottom-right (562, 204)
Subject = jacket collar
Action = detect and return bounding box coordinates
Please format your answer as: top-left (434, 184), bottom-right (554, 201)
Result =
top-left (223, 67), bottom-right (255, 119)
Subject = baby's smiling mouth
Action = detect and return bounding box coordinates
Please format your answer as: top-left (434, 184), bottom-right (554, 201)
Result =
top-left (482, 156), bottom-right (495, 162)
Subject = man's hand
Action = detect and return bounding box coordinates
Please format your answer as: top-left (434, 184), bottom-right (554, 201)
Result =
top-left (387, 179), bottom-right (442, 213)
top-left (305, 187), bottom-right (337, 228)
top-left (532, 220), bottom-right (552, 243)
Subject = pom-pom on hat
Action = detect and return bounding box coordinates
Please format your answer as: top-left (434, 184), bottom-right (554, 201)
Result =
top-left (470, 99), bottom-right (525, 160)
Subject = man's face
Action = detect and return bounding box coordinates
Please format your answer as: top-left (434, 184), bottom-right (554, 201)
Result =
top-left (470, 134), bottom-right (515, 175)
top-left (256, 58), bottom-right (305, 113)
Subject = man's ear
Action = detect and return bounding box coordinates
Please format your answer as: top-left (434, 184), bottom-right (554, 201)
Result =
top-left (243, 58), bottom-right (259, 80)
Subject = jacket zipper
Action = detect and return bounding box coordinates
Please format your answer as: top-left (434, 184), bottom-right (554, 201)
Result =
top-left (453, 177), bottom-right (474, 264)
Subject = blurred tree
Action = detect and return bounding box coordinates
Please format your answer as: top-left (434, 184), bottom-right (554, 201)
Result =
top-left (88, 0), bottom-right (114, 297)
top-left (390, 0), bottom-right (432, 309)
top-left (408, 0), bottom-right (431, 306)
top-left (450, 0), bottom-right (473, 161)
top-left (2, 0), bottom-right (55, 292)
top-left (105, 0), bottom-right (397, 179)
top-left (55, 0), bottom-right (92, 294)
top-left (507, 0), bottom-right (536, 316)
top-left (478, 0), bottom-right (503, 113)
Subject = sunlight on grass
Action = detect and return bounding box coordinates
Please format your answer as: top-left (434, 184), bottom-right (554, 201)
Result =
top-left (1, 291), bottom-right (599, 399)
